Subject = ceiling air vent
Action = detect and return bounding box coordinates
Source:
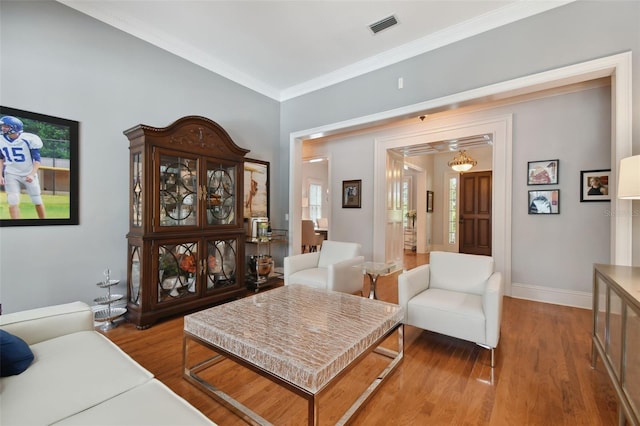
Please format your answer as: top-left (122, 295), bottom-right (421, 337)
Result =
top-left (369, 15), bottom-right (398, 34)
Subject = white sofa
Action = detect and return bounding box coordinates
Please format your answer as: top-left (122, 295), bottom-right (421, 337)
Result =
top-left (0, 301), bottom-right (215, 426)
top-left (397, 251), bottom-right (503, 367)
top-left (283, 240), bottom-right (364, 294)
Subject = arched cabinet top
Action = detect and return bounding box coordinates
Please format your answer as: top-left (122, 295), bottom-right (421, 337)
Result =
top-left (124, 115), bottom-right (250, 160)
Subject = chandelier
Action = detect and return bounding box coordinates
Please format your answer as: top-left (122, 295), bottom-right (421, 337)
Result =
top-left (448, 150), bottom-right (477, 172)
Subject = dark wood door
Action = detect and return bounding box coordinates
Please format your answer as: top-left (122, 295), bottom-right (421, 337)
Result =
top-left (459, 171), bottom-right (492, 256)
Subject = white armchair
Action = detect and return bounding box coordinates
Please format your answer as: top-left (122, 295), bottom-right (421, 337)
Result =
top-left (397, 251), bottom-right (503, 367)
top-left (284, 240), bottom-right (364, 294)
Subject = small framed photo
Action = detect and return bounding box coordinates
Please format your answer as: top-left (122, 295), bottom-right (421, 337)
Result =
top-left (528, 190), bottom-right (559, 214)
top-left (580, 169), bottom-right (611, 202)
top-left (426, 190), bottom-right (434, 213)
top-left (527, 159), bottom-right (559, 185)
top-left (342, 179), bottom-right (361, 208)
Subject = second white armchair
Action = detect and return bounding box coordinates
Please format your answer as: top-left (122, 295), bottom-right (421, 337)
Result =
top-left (397, 251), bottom-right (503, 367)
top-left (284, 240), bottom-right (364, 294)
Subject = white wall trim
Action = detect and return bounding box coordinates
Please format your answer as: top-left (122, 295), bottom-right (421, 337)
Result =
top-left (511, 283), bottom-right (592, 310)
top-left (289, 51), bottom-right (633, 304)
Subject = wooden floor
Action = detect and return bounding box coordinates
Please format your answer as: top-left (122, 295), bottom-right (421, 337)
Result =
top-left (103, 252), bottom-right (619, 425)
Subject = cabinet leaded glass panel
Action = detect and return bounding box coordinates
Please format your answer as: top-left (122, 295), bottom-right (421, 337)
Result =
top-left (158, 241), bottom-right (198, 302)
top-left (129, 245), bottom-right (141, 305)
top-left (132, 152), bottom-right (143, 227)
top-left (207, 238), bottom-right (237, 289)
top-left (206, 161), bottom-right (236, 226)
top-left (159, 154), bottom-right (198, 227)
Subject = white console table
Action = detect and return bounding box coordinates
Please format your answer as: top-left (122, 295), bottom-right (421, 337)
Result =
top-left (592, 264), bottom-right (640, 426)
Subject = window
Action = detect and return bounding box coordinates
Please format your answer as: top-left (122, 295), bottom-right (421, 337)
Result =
top-left (309, 183), bottom-right (322, 224)
top-left (448, 176), bottom-right (457, 244)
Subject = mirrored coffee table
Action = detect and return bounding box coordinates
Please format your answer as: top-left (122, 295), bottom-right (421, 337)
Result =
top-left (183, 285), bottom-right (404, 425)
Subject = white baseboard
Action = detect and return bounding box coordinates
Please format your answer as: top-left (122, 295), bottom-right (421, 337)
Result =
top-left (511, 282), bottom-right (592, 310)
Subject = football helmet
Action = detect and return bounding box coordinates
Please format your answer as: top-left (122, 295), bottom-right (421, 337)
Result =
top-left (0, 116), bottom-right (24, 135)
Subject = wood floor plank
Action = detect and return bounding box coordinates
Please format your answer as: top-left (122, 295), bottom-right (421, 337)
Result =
top-left (102, 252), bottom-right (618, 425)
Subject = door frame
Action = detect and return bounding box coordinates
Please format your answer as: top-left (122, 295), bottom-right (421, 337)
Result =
top-left (375, 114), bottom-right (511, 293)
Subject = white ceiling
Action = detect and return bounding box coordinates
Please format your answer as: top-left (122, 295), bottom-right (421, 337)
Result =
top-left (57, 0), bottom-right (573, 101)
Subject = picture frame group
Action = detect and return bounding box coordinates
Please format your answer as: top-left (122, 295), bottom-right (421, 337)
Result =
top-left (0, 106), bottom-right (79, 227)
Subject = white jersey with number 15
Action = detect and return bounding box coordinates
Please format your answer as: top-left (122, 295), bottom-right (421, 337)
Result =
top-left (0, 132), bottom-right (44, 176)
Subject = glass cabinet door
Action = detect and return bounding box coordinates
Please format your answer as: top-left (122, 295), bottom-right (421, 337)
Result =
top-left (131, 151), bottom-right (143, 228)
top-left (128, 244), bottom-right (141, 306)
top-left (205, 238), bottom-right (238, 291)
top-left (608, 288), bottom-right (624, 379)
top-left (595, 274), bottom-right (607, 350)
top-left (205, 161), bottom-right (236, 226)
top-left (158, 152), bottom-right (198, 227)
top-left (157, 241), bottom-right (198, 303)
top-left (624, 305), bottom-right (640, 419)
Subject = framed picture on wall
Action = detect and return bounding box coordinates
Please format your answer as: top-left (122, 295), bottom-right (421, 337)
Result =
top-left (0, 106), bottom-right (79, 227)
top-left (527, 159), bottom-right (559, 185)
top-left (243, 158), bottom-right (269, 218)
top-left (528, 189), bottom-right (560, 214)
top-left (426, 190), bottom-right (434, 213)
top-left (342, 179), bottom-right (361, 208)
top-left (580, 169), bottom-right (611, 202)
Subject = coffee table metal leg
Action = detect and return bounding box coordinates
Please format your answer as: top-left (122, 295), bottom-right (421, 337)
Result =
top-left (366, 273), bottom-right (379, 299)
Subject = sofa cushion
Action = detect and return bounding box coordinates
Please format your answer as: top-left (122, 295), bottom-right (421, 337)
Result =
top-left (317, 241), bottom-right (360, 268)
top-left (407, 288), bottom-right (485, 344)
top-left (429, 251), bottom-right (494, 295)
top-left (0, 330), bottom-right (34, 377)
top-left (288, 268), bottom-right (328, 289)
top-left (0, 330), bottom-right (153, 426)
top-left (52, 379), bottom-right (216, 425)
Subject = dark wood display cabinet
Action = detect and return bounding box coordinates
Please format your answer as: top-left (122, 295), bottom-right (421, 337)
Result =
top-left (124, 116), bottom-right (249, 329)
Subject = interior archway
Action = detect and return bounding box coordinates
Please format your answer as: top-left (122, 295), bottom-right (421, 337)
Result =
top-left (289, 52), bottom-right (633, 275)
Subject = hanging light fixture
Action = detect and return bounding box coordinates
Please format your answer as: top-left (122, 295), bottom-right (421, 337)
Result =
top-left (448, 150), bottom-right (477, 172)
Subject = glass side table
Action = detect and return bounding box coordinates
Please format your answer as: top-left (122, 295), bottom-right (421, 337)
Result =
top-left (360, 261), bottom-right (401, 300)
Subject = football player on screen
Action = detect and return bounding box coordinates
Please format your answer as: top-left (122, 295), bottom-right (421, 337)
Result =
top-left (0, 115), bottom-right (46, 219)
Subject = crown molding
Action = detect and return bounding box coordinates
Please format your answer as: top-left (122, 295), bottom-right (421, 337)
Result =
top-left (58, 0), bottom-right (575, 102)
top-left (280, 1), bottom-right (575, 101)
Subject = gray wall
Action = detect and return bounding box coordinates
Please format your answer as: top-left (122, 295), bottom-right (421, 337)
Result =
top-left (0, 1), bottom-right (638, 313)
top-left (278, 0), bottom-right (640, 269)
top-left (302, 85), bottom-right (611, 298)
top-left (0, 1), bottom-right (280, 312)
